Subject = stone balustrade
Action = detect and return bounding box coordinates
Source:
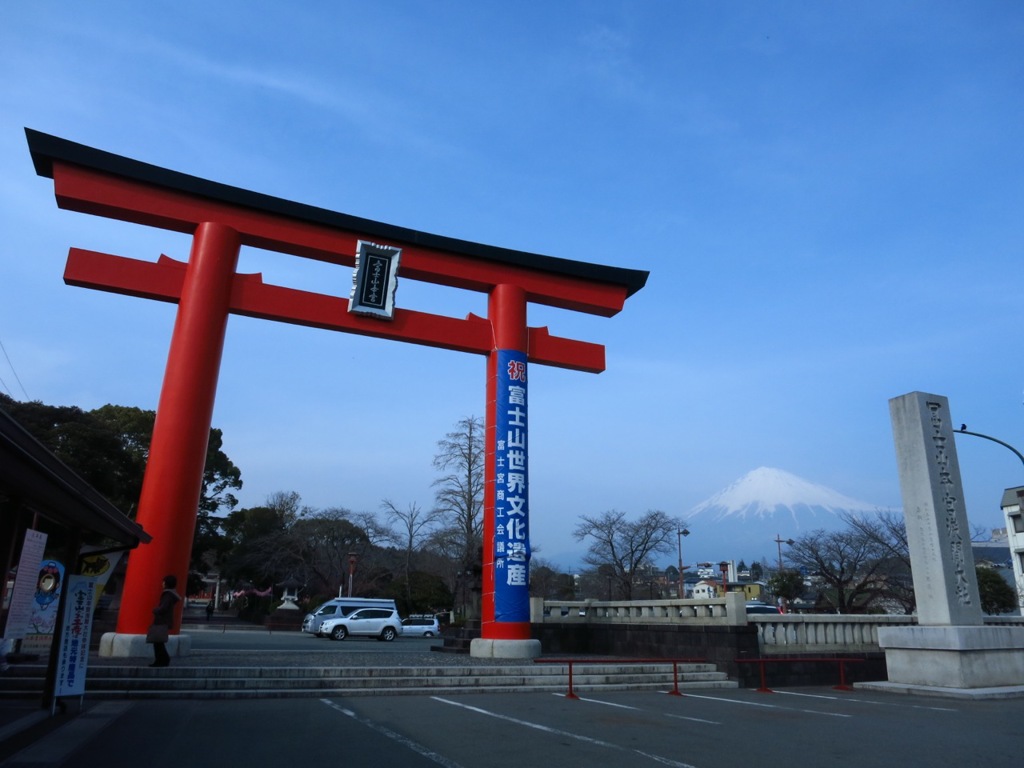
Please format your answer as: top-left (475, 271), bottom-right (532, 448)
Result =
top-left (751, 613), bottom-right (1024, 654)
top-left (750, 614), bottom-right (913, 654)
top-left (531, 593), bottom-right (748, 627)
top-left (531, 597), bottom-right (1024, 655)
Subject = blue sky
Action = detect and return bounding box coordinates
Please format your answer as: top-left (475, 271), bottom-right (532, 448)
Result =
top-left (1, 2), bottom-right (1022, 568)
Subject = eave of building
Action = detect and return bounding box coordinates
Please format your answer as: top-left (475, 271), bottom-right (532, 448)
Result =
top-left (0, 407), bottom-right (149, 548)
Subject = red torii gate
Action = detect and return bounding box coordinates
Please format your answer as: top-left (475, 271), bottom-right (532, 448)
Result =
top-left (26, 129), bottom-right (647, 658)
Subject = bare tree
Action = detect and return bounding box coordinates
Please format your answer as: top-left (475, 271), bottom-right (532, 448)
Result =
top-left (381, 499), bottom-right (441, 606)
top-left (572, 510), bottom-right (679, 600)
top-left (840, 509), bottom-right (915, 613)
top-left (529, 556), bottom-right (575, 600)
top-left (423, 524), bottom-right (465, 597)
top-left (432, 415), bottom-right (485, 571)
top-left (285, 507), bottom-right (370, 597)
top-left (349, 510), bottom-right (394, 549)
top-left (786, 528), bottom-right (891, 613)
top-left (840, 509), bottom-right (909, 568)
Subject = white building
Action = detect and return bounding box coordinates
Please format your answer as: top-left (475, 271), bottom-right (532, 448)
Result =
top-left (692, 580), bottom-right (719, 599)
top-left (999, 486), bottom-right (1024, 614)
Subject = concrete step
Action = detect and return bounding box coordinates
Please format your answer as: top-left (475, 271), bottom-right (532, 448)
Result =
top-left (0, 663), bottom-right (736, 700)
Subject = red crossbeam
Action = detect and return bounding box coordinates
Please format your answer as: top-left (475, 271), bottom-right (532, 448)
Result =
top-left (64, 249), bottom-right (606, 372)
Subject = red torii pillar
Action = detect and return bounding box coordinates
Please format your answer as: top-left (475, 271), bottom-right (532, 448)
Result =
top-left (26, 129), bottom-right (648, 659)
top-left (124, 223), bottom-right (240, 641)
top-left (480, 283), bottom-right (531, 653)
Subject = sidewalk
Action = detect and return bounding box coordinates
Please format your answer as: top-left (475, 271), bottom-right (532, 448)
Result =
top-left (0, 699), bottom-right (72, 764)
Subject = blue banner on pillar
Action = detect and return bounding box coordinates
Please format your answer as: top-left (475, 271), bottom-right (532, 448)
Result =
top-left (494, 349), bottom-right (530, 622)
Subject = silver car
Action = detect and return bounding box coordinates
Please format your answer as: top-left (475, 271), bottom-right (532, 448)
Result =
top-left (320, 607), bottom-right (403, 641)
top-left (301, 597), bottom-right (398, 636)
top-left (401, 616), bottom-right (441, 637)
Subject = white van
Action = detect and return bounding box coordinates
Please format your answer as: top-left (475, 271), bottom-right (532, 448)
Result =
top-left (301, 597), bottom-right (398, 636)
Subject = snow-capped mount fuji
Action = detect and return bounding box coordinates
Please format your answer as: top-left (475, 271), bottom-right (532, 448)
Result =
top-left (688, 467), bottom-right (879, 527)
top-left (684, 468), bottom-right (882, 563)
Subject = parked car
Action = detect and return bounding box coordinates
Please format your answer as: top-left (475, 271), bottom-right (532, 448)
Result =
top-left (301, 597), bottom-right (398, 636)
top-left (745, 601), bottom-right (782, 615)
top-left (401, 615), bottom-right (441, 637)
top-left (321, 607), bottom-right (403, 641)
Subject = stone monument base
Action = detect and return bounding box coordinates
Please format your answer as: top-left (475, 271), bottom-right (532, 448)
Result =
top-left (99, 632), bottom-right (192, 659)
top-left (859, 625), bottom-right (1024, 699)
top-left (470, 638), bottom-right (541, 659)
top-left (267, 607), bottom-right (304, 630)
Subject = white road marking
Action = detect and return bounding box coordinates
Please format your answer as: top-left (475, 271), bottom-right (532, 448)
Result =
top-left (550, 691), bottom-right (722, 724)
top-left (320, 698), bottom-right (466, 768)
top-left (551, 692), bottom-right (642, 709)
top-left (664, 713), bottom-right (722, 725)
top-left (432, 696), bottom-right (701, 768)
top-left (680, 692), bottom-right (852, 718)
top-left (773, 690), bottom-right (958, 712)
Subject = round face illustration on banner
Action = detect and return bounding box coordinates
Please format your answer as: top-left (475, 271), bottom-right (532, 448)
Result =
top-left (36, 561), bottom-right (62, 606)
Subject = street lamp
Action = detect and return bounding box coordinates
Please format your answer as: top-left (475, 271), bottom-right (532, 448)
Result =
top-left (774, 535), bottom-right (793, 572)
top-left (676, 527), bottom-right (690, 599)
top-left (956, 426), bottom-right (1024, 469)
top-left (347, 552), bottom-right (358, 597)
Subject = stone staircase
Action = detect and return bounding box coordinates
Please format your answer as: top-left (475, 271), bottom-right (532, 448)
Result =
top-left (1, 661), bottom-right (736, 700)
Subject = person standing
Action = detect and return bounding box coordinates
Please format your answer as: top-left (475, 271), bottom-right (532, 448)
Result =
top-left (148, 574), bottom-right (180, 667)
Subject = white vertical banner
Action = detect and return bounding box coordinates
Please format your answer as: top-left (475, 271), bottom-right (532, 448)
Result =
top-left (55, 575), bottom-right (98, 697)
top-left (2, 529), bottom-right (48, 640)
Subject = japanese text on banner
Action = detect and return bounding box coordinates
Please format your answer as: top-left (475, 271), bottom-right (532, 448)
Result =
top-left (494, 350), bottom-right (531, 622)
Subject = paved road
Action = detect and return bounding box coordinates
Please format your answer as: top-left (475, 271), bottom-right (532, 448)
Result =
top-left (4, 625), bottom-right (1021, 766)
top-left (3, 685), bottom-right (1020, 767)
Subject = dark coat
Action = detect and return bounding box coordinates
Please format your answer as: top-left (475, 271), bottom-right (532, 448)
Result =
top-left (152, 588), bottom-right (181, 627)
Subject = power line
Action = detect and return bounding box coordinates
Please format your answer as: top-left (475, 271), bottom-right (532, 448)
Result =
top-left (0, 335), bottom-right (30, 400)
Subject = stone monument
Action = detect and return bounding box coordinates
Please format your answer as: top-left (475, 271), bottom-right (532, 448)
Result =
top-left (870, 392), bottom-right (1024, 697)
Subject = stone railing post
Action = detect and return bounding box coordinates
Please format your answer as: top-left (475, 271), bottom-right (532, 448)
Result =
top-left (529, 597), bottom-right (546, 623)
top-left (725, 592), bottom-right (747, 626)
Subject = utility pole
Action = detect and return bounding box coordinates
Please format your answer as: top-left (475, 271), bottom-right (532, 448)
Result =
top-left (676, 527), bottom-right (689, 599)
top-left (774, 534), bottom-right (793, 572)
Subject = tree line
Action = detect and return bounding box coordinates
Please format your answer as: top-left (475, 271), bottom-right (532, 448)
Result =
top-left (559, 504), bottom-right (1016, 615)
top-left (4, 392), bottom-right (1015, 617)
top-left (767, 509), bottom-right (1017, 615)
top-left (1, 393), bottom-right (485, 617)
